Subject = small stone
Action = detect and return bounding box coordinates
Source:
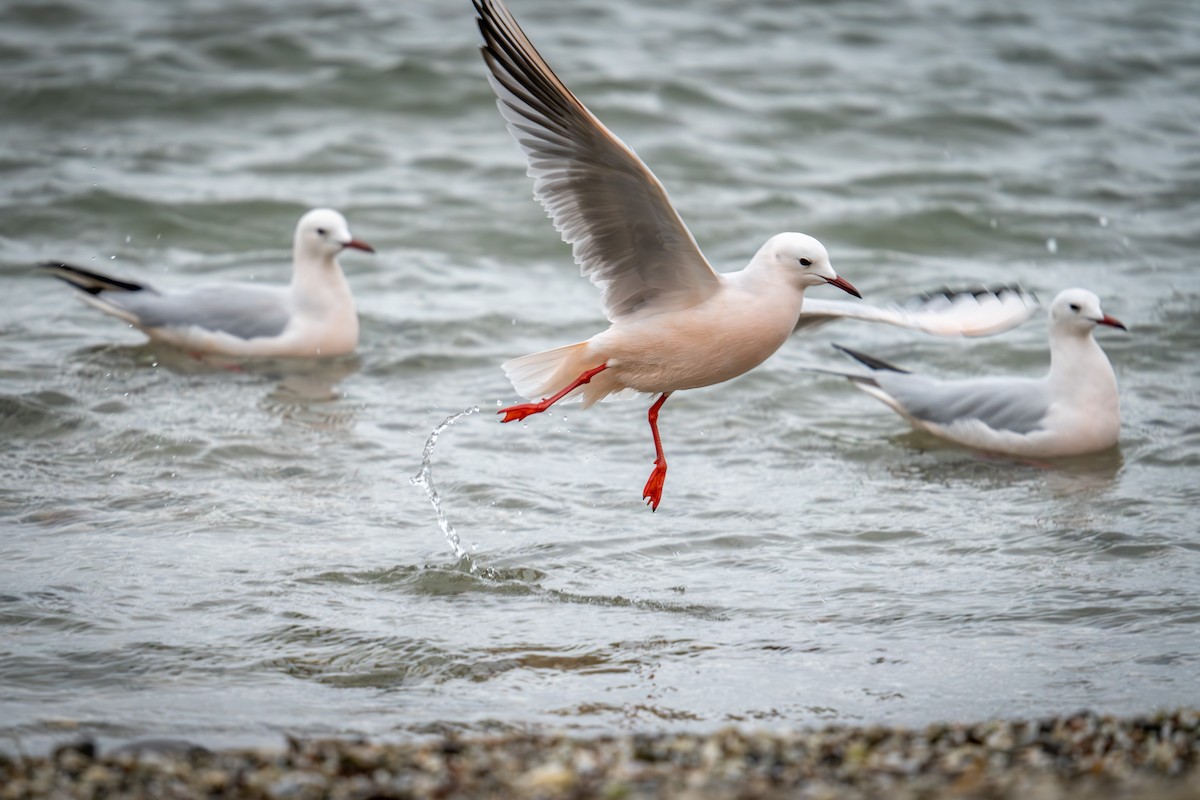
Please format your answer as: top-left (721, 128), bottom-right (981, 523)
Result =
top-left (521, 762), bottom-right (576, 795)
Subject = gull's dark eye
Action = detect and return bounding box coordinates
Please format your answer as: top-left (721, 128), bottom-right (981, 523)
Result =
top-left (315, 227), bottom-right (327, 236)
top-left (799, 258), bottom-right (812, 267)
top-left (1068, 303), bottom-right (1081, 312)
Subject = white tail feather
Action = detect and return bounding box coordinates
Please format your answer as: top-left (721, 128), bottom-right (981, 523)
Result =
top-left (502, 342), bottom-right (592, 400)
top-left (502, 342), bottom-right (635, 407)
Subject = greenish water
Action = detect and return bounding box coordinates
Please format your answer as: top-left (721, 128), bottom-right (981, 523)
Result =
top-left (2, 0), bottom-right (1198, 753)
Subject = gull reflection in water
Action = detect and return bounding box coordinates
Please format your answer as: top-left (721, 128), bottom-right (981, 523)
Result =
top-left (93, 343), bottom-right (365, 432)
top-left (256, 357), bottom-right (363, 431)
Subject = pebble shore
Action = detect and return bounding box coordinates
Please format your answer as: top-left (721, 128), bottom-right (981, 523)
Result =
top-left (3, 710), bottom-right (1198, 799)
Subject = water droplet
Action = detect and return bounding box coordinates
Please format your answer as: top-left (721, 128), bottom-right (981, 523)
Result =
top-left (1046, 238), bottom-right (1058, 254)
top-left (1098, 216), bottom-right (1108, 227)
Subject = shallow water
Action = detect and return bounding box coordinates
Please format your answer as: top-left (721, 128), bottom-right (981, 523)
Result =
top-left (2, 0), bottom-right (1199, 754)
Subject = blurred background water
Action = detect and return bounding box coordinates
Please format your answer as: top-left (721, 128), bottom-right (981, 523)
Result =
top-left (1, 0), bottom-right (1198, 754)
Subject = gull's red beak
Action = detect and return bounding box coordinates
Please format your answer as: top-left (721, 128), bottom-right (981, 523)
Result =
top-left (1098, 314), bottom-right (1127, 331)
top-left (342, 239), bottom-right (375, 253)
top-left (825, 275), bottom-right (861, 299)
top-left (343, 237), bottom-right (374, 253)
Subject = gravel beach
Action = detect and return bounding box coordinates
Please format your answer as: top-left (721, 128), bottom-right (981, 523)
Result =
top-left (3, 710), bottom-right (1198, 799)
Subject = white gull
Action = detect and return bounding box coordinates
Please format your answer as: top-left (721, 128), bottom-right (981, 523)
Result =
top-left (475, 0), bottom-right (863, 510)
top-left (816, 288), bottom-right (1126, 458)
top-left (41, 208), bottom-right (373, 359)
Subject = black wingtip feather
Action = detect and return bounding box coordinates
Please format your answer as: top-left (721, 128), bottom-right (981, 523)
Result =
top-left (38, 261), bottom-right (145, 294)
top-left (914, 283), bottom-right (1037, 305)
top-left (832, 343), bottom-right (910, 374)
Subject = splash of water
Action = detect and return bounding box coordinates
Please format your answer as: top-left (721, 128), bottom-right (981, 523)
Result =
top-left (410, 405), bottom-right (482, 566)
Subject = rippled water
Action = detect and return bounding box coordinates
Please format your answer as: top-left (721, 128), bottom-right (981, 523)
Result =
top-left (2, 0), bottom-right (1199, 753)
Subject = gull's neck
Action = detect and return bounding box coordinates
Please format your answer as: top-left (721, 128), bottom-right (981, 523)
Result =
top-left (290, 250), bottom-right (354, 312)
top-left (1048, 325), bottom-right (1118, 401)
top-left (727, 259), bottom-right (809, 328)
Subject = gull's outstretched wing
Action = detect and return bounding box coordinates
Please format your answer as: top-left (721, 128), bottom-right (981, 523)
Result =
top-left (475, 0), bottom-right (721, 322)
top-left (795, 285), bottom-right (1038, 337)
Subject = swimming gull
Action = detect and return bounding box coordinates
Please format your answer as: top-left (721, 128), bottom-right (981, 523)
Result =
top-left (815, 288), bottom-right (1125, 458)
top-left (40, 208), bottom-right (373, 359)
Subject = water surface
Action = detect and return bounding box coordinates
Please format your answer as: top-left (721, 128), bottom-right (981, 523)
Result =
top-left (2, 0), bottom-right (1199, 753)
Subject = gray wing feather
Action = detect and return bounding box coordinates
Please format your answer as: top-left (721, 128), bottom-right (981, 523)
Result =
top-left (475, 0), bottom-right (721, 321)
top-left (876, 373), bottom-right (1050, 434)
top-left (107, 284), bottom-right (291, 341)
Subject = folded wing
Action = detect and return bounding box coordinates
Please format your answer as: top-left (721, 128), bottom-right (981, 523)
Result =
top-left (874, 373), bottom-right (1050, 434)
top-left (42, 262), bottom-right (291, 342)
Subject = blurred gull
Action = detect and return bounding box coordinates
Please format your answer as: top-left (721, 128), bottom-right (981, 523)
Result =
top-left (795, 284), bottom-right (1038, 338)
top-left (815, 289), bottom-right (1126, 458)
top-left (41, 208), bottom-right (373, 359)
top-left (475, 0), bottom-right (1035, 509)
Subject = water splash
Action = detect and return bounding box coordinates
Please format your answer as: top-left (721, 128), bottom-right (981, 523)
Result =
top-left (411, 405), bottom-right (482, 566)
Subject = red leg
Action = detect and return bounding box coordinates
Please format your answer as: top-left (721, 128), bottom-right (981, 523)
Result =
top-left (498, 363), bottom-right (608, 423)
top-left (642, 392), bottom-right (672, 511)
